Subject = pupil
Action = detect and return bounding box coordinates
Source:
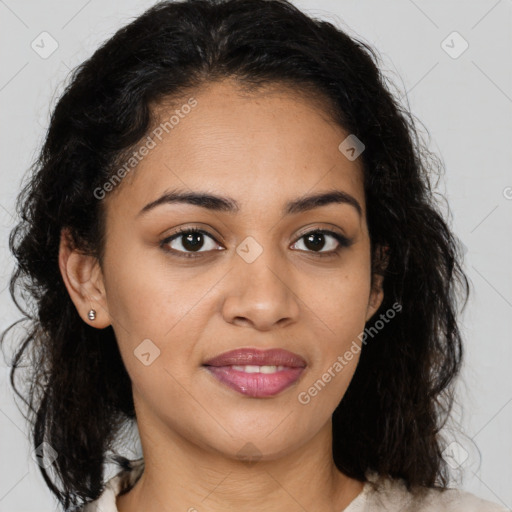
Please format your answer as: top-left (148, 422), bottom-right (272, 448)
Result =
top-left (183, 232), bottom-right (203, 251)
top-left (305, 233), bottom-right (325, 251)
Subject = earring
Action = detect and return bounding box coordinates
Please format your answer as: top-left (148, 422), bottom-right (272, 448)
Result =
top-left (88, 309), bottom-right (97, 321)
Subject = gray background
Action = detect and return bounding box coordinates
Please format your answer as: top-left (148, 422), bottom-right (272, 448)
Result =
top-left (1, 0), bottom-right (511, 510)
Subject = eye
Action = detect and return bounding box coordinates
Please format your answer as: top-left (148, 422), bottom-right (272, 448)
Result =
top-left (160, 227), bottom-right (352, 259)
top-left (160, 228), bottom-right (223, 258)
top-left (291, 229), bottom-right (352, 256)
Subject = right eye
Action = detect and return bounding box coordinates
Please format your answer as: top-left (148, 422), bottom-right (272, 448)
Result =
top-left (160, 228), bottom-right (224, 259)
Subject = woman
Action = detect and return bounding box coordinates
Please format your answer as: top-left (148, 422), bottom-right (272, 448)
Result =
top-left (2, 0), bottom-right (507, 511)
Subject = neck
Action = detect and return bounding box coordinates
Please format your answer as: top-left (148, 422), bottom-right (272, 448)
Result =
top-left (116, 413), bottom-right (364, 512)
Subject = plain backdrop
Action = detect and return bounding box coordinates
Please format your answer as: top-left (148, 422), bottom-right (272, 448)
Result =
top-left (1, 1), bottom-right (511, 510)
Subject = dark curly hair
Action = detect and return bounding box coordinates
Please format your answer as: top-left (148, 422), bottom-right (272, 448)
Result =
top-left (1, 0), bottom-right (470, 510)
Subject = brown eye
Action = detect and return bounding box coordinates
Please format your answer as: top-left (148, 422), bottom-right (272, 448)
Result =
top-left (160, 229), bottom-right (223, 258)
top-left (291, 229), bottom-right (352, 256)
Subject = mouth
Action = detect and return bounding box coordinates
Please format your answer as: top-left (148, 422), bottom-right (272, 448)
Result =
top-left (202, 348), bottom-right (307, 398)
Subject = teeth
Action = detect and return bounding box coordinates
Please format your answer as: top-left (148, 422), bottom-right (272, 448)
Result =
top-left (231, 365), bottom-right (286, 373)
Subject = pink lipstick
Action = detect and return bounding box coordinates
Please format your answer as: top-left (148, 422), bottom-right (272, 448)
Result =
top-left (203, 348), bottom-right (306, 398)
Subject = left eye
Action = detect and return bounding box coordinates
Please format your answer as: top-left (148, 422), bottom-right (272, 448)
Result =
top-left (291, 230), bottom-right (349, 254)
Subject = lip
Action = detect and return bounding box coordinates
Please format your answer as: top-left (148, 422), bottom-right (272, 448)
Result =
top-left (203, 348), bottom-right (307, 398)
top-left (203, 348), bottom-right (307, 368)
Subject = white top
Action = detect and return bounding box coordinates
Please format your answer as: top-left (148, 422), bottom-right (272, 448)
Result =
top-left (81, 458), bottom-right (509, 512)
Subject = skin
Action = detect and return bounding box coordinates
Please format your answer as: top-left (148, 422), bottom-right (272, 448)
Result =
top-left (59, 79), bottom-right (385, 512)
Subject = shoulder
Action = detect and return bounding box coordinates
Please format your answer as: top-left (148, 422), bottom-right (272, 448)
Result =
top-left (79, 457), bottom-right (145, 512)
top-left (363, 471), bottom-right (509, 512)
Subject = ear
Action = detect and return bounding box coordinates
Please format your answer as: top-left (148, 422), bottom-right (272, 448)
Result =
top-left (58, 228), bottom-right (111, 328)
top-left (365, 244), bottom-right (389, 322)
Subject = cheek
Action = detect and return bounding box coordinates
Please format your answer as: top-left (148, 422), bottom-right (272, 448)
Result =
top-left (101, 252), bottom-right (220, 382)
top-left (307, 262), bottom-right (372, 335)
top-left (296, 283), bottom-right (367, 413)
top-left (298, 262), bottom-right (371, 391)
top-left (102, 246), bottom-right (201, 337)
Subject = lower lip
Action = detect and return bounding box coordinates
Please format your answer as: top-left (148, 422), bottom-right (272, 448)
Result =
top-left (204, 366), bottom-right (305, 398)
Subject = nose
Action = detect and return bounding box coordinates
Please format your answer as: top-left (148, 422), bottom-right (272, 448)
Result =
top-left (221, 243), bottom-right (300, 331)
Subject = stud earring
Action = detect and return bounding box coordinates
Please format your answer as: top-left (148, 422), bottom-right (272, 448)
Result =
top-left (88, 309), bottom-right (97, 321)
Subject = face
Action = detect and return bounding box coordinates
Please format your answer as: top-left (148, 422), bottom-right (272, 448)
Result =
top-left (62, 79), bottom-right (384, 461)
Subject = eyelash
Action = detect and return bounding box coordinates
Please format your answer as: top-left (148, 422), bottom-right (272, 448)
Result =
top-left (159, 227), bottom-right (352, 259)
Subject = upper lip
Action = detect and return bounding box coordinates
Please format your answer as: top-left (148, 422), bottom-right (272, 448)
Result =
top-left (203, 348), bottom-right (307, 368)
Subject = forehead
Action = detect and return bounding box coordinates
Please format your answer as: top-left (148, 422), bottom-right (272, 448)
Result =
top-left (104, 79), bottom-right (365, 220)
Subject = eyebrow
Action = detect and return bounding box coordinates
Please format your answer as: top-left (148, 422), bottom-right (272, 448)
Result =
top-left (137, 188), bottom-right (362, 218)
